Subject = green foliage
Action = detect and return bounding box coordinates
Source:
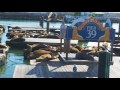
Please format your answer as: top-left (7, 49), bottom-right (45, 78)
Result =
top-left (74, 12), bottom-right (81, 16)
top-left (0, 65), bottom-right (6, 74)
top-left (91, 13), bottom-right (96, 17)
top-left (78, 41), bottom-right (88, 47)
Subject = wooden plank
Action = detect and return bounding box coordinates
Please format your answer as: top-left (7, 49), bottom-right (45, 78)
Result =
top-left (87, 64), bottom-right (98, 77)
top-left (47, 62), bottom-right (57, 78)
top-left (36, 66), bottom-right (44, 78)
top-left (13, 65), bottom-right (43, 78)
top-left (62, 65), bottom-right (72, 78)
top-left (6, 38), bottom-right (78, 45)
top-left (52, 61), bottom-right (66, 78)
top-left (110, 68), bottom-right (120, 78)
top-left (59, 53), bottom-right (98, 64)
top-left (9, 28), bottom-right (46, 31)
top-left (56, 64), bottom-right (67, 78)
top-left (77, 65), bottom-right (88, 78)
top-left (110, 66), bottom-right (120, 78)
top-left (59, 53), bottom-right (114, 65)
top-left (63, 65), bottom-right (73, 78)
top-left (50, 60), bottom-right (64, 78)
top-left (24, 65), bottom-right (33, 78)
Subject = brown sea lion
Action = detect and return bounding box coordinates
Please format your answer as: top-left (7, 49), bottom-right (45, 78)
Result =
top-left (27, 44), bottom-right (48, 52)
top-left (74, 45), bottom-right (83, 51)
top-left (33, 49), bottom-right (51, 55)
top-left (92, 46), bottom-right (98, 53)
top-left (0, 25), bottom-right (4, 28)
top-left (69, 45), bottom-right (80, 53)
top-left (36, 54), bottom-right (52, 61)
top-left (102, 42), bottom-right (108, 48)
top-left (99, 42), bottom-right (109, 51)
top-left (0, 44), bottom-right (8, 49)
top-left (28, 49), bottom-right (52, 59)
top-left (36, 54), bottom-right (59, 61)
top-left (87, 46), bottom-right (99, 56)
top-left (8, 33), bottom-right (16, 39)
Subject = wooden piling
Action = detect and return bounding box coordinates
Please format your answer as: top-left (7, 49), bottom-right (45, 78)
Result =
top-left (47, 20), bottom-right (49, 33)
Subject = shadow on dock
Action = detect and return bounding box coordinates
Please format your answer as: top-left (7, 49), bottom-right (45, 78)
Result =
top-left (25, 60), bottom-right (98, 78)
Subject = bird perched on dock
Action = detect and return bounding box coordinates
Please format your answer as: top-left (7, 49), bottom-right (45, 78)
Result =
top-left (73, 64), bottom-right (77, 72)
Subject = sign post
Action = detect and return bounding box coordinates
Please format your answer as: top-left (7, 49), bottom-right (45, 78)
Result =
top-left (60, 17), bottom-right (115, 78)
top-left (98, 51), bottom-right (111, 78)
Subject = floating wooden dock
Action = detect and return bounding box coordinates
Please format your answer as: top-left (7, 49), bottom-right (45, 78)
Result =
top-left (13, 59), bottom-right (98, 78)
top-left (8, 25), bottom-right (60, 32)
top-left (8, 26), bottom-right (46, 31)
top-left (59, 52), bottom-right (99, 64)
top-left (25, 38), bottom-right (78, 44)
top-left (13, 56), bottom-right (120, 78)
top-left (6, 38), bottom-right (78, 47)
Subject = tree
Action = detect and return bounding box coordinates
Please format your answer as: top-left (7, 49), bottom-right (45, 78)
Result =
top-left (74, 12), bottom-right (81, 16)
top-left (91, 13), bottom-right (96, 17)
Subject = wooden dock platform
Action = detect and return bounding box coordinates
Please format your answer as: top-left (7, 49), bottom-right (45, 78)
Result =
top-left (8, 27), bottom-right (46, 31)
top-left (8, 25), bottom-right (60, 31)
top-left (13, 56), bottom-right (120, 78)
top-left (6, 38), bottom-right (78, 46)
top-left (25, 38), bottom-right (78, 44)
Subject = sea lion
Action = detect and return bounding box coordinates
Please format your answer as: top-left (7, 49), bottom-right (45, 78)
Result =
top-left (0, 44), bottom-right (8, 49)
top-left (99, 42), bottom-right (109, 51)
top-left (74, 45), bottom-right (83, 51)
top-left (92, 46), bottom-right (98, 53)
top-left (47, 45), bottom-right (59, 52)
top-left (36, 54), bottom-right (59, 61)
top-left (75, 52), bottom-right (94, 61)
top-left (11, 37), bottom-right (25, 42)
top-left (45, 34), bottom-right (59, 39)
top-left (12, 26), bottom-right (21, 29)
top-left (0, 25), bottom-right (4, 28)
top-left (36, 54), bottom-right (52, 61)
top-left (28, 49), bottom-right (52, 59)
top-left (27, 44), bottom-right (48, 52)
top-left (70, 45), bottom-right (80, 53)
top-left (87, 46), bottom-right (99, 56)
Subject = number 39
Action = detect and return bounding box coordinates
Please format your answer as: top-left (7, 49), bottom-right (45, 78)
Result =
top-left (86, 26), bottom-right (97, 38)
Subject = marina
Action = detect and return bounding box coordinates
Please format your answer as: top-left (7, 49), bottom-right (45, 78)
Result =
top-left (0, 12), bottom-right (120, 78)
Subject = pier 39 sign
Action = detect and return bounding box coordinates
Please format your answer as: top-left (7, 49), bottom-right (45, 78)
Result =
top-left (60, 17), bottom-right (115, 41)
